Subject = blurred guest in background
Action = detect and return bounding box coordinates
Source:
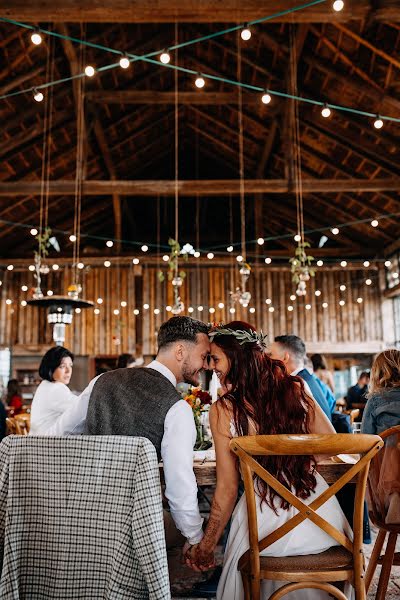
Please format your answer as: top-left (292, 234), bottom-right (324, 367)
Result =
top-left (311, 353), bottom-right (335, 394)
top-left (6, 379), bottom-right (23, 414)
top-left (346, 371), bottom-right (370, 410)
top-left (362, 352), bottom-right (399, 435)
top-left (30, 346), bottom-right (76, 435)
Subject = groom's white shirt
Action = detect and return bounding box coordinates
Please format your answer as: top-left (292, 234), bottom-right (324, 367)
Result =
top-left (39, 361), bottom-right (204, 544)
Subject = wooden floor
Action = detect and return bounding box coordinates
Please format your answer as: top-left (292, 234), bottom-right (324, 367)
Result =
top-left (170, 525), bottom-right (400, 599)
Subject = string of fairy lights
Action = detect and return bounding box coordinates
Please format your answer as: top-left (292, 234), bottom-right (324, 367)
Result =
top-left (1, 0), bottom-right (399, 127)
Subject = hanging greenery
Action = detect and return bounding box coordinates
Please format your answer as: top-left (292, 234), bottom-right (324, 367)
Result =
top-left (158, 238), bottom-right (188, 283)
top-left (290, 241), bottom-right (315, 284)
top-left (34, 227), bottom-right (52, 261)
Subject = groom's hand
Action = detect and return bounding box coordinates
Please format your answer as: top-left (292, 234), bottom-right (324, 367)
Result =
top-left (185, 543), bottom-right (216, 571)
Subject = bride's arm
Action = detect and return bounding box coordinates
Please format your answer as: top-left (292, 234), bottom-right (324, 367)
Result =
top-left (189, 401), bottom-right (240, 569)
top-left (308, 396), bottom-right (336, 462)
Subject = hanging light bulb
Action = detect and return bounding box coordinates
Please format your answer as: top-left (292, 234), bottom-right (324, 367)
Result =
top-left (261, 91), bottom-right (271, 105)
top-left (69, 234), bottom-right (77, 242)
top-left (357, 297), bottom-right (363, 303)
top-left (317, 260), bottom-right (324, 267)
top-left (268, 306), bottom-right (275, 313)
top-left (132, 258), bottom-right (140, 264)
top-left (160, 50), bottom-right (171, 64)
top-left (236, 255), bottom-right (243, 262)
top-left (341, 260), bottom-right (347, 267)
top-left (257, 238), bottom-right (264, 245)
top-left (294, 234), bottom-right (301, 242)
top-left (371, 219), bottom-right (379, 227)
top-left (373, 115), bottom-right (383, 129)
top-left (321, 103), bottom-right (331, 118)
top-left (207, 252), bottom-right (214, 260)
top-left (363, 260), bottom-right (370, 268)
top-left (195, 74), bottom-right (205, 89)
top-left (104, 260), bottom-right (111, 267)
top-left (227, 246), bottom-right (233, 252)
top-left (331, 227), bottom-right (339, 235)
top-left (31, 29), bottom-right (42, 45)
top-left (194, 251), bottom-right (200, 258)
top-left (106, 240), bottom-right (113, 248)
top-left (322, 302), bottom-right (328, 308)
top-left (241, 25), bottom-right (252, 41)
top-left (162, 255), bottom-right (169, 262)
top-left (385, 260), bottom-right (392, 267)
top-left (340, 284), bottom-right (346, 291)
top-left (84, 65), bottom-right (95, 77)
top-left (30, 228), bottom-right (38, 236)
top-left (141, 245), bottom-right (148, 252)
top-left (332, 0), bottom-right (344, 11)
top-left (33, 89), bottom-right (44, 102)
top-left (265, 257), bottom-right (272, 264)
top-left (119, 55), bottom-right (130, 69)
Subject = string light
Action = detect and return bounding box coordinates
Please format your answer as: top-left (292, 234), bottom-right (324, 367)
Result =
top-left (265, 257), bottom-right (272, 264)
top-left (119, 55), bottom-right (130, 69)
top-left (52, 264), bottom-right (59, 270)
top-left (30, 228), bottom-right (38, 236)
top-left (21, 300), bottom-right (27, 307)
top-left (5, 299), bottom-right (12, 305)
top-left (94, 308), bottom-right (100, 315)
top-left (188, 307), bottom-right (194, 313)
top-left (339, 300), bottom-right (345, 306)
top-left (162, 255), bottom-right (169, 262)
top-left (113, 309), bottom-right (119, 315)
top-left (322, 302), bottom-right (328, 308)
top-left (230, 307), bottom-right (236, 314)
top-left (315, 290), bottom-right (321, 296)
top-left (198, 305), bottom-right (204, 312)
top-left (207, 252), bottom-right (214, 259)
top-left (132, 258), bottom-right (140, 264)
top-left (227, 246), bottom-right (233, 252)
top-left (166, 306), bottom-right (171, 312)
top-left (47, 290), bottom-right (53, 296)
top-left (97, 298), bottom-right (103, 304)
top-left (340, 284), bottom-right (346, 291)
top-left (317, 260), bottom-right (324, 267)
top-left (385, 260), bottom-right (392, 267)
top-left (290, 294), bottom-right (296, 301)
top-left (321, 103), bottom-right (331, 118)
top-left (373, 116), bottom-right (383, 129)
top-left (305, 304), bottom-right (311, 310)
top-left (332, 0), bottom-right (344, 11)
top-left (106, 240), bottom-right (113, 247)
top-left (75, 308), bottom-right (82, 314)
top-left (69, 234), bottom-right (76, 242)
top-left (29, 265), bottom-right (35, 271)
top-left (218, 302), bottom-right (225, 308)
top-left (366, 279), bottom-right (372, 285)
top-left (141, 245), bottom-right (148, 252)
top-left (340, 260), bottom-right (347, 267)
top-left (133, 309), bottom-right (140, 315)
top-left (31, 29), bottom-right (42, 45)
top-left (120, 301), bottom-right (127, 307)
top-left (160, 50), bottom-right (171, 64)
top-left (331, 228), bottom-right (339, 235)
top-left (294, 234), bottom-right (301, 242)
top-left (363, 260), bottom-right (370, 267)
top-left (194, 251), bottom-right (200, 258)
top-left (236, 255), bottom-right (243, 262)
top-left (357, 297), bottom-right (363, 303)
top-left (143, 303), bottom-right (149, 310)
top-left (288, 305), bottom-right (294, 312)
top-left (257, 238), bottom-right (264, 245)
top-left (7, 265), bottom-right (13, 271)
top-left (154, 308), bottom-right (160, 315)
top-left (261, 92), bottom-right (271, 105)
top-left (371, 219), bottom-right (379, 227)
top-left (21, 285), bottom-right (28, 292)
top-left (33, 89), bottom-right (44, 102)
top-left (268, 306), bottom-right (275, 312)
top-left (265, 298), bottom-right (272, 304)
top-left (84, 65), bottom-right (95, 77)
top-left (77, 262), bottom-right (84, 269)
top-left (195, 74), bottom-right (205, 88)
top-left (393, 273), bottom-right (399, 279)
top-left (241, 25), bottom-right (251, 41)
top-left (249, 307), bottom-right (256, 313)
top-left (209, 307), bottom-right (216, 314)
top-left (104, 260), bottom-right (111, 267)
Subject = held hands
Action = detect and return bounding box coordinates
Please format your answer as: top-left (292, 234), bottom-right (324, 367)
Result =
top-left (183, 541), bottom-right (216, 572)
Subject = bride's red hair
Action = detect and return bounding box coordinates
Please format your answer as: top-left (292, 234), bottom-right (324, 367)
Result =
top-left (213, 321), bottom-right (316, 510)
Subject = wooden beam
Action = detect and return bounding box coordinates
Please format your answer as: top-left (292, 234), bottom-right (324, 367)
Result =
top-left (85, 91), bottom-right (265, 105)
top-left (0, 0), bottom-right (373, 23)
top-left (334, 22), bottom-right (400, 71)
top-left (1, 178), bottom-right (399, 196)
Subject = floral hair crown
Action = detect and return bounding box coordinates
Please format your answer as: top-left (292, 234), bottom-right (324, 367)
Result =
top-left (208, 326), bottom-right (268, 350)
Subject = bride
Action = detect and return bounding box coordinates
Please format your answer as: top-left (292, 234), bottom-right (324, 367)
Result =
top-left (185, 321), bottom-right (352, 600)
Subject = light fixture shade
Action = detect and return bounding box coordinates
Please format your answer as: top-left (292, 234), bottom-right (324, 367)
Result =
top-left (27, 296), bottom-right (94, 345)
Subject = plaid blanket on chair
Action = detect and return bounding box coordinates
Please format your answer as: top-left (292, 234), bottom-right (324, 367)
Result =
top-left (0, 435), bottom-right (170, 599)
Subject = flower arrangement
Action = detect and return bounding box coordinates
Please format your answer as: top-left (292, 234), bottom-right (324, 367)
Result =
top-left (183, 387), bottom-right (212, 450)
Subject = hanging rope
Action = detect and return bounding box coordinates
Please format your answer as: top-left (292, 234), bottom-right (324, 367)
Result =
top-left (237, 35), bottom-right (246, 263)
top-left (174, 21), bottom-right (179, 293)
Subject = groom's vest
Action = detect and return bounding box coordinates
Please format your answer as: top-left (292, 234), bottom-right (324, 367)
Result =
top-left (86, 367), bottom-right (180, 458)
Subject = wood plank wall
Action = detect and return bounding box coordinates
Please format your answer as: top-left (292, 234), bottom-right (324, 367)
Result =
top-left (0, 264), bottom-right (384, 356)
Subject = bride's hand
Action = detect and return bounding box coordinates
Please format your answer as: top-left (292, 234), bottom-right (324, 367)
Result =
top-left (185, 543), bottom-right (216, 571)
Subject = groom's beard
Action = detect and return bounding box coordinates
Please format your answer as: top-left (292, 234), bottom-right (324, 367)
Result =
top-left (182, 361), bottom-right (202, 386)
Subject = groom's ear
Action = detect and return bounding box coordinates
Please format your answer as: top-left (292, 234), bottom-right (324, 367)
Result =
top-left (174, 342), bottom-right (186, 362)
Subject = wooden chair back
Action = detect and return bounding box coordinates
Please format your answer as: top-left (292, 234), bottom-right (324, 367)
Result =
top-left (6, 416), bottom-right (29, 436)
top-left (230, 433), bottom-right (383, 600)
top-left (365, 425), bottom-right (400, 599)
top-left (15, 413), bottom-right (31, 435)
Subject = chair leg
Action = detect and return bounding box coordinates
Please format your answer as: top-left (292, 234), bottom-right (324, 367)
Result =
top-left (375, 532), bottom-right (398, 600)
top-left (241, 571), bottom-right (251, 600)
top-left (250, 576), bottom-right (260, 599)
top-left (365, 528), bottom-right (386, 592)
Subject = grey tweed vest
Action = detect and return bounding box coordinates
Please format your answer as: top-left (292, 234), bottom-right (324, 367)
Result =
top-left (86, 367), bottom-right (180, 458)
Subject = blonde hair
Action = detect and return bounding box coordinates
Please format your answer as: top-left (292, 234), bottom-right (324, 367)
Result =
top-left (368, 349), bottom-right (400, 398)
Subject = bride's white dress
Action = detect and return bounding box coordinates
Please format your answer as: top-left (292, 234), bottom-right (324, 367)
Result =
top-left (217, 425), bottom-right (354, 600)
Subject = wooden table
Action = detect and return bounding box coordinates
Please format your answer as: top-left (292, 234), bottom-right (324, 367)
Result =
top-left (192, 459), bottom-right (357, 486)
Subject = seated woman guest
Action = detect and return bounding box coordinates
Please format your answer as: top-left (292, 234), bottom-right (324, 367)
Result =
top-left (30, 346), bottom-right (76, 435)
top-left (186, 322), bottom-right (352, 600)
top-left (6, 379), bottom-right (23, 414)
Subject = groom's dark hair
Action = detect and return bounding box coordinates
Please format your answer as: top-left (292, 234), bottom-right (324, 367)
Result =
top-left (157, 316), bottom-right (209, 351)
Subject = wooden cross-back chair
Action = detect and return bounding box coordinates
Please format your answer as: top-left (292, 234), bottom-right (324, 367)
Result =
top-left (230, 433), bottom-right (383, 600)
top-left (365, 425), bottom-right (400, 600)
top-left (6, 414), bottom-right (30, 436)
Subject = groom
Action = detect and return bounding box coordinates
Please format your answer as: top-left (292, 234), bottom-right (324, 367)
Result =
top-left (45, 316), bottom-right (210, 550)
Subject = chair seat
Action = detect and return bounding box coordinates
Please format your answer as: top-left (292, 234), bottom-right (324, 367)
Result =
top-left (240, 545), bottom-right (353, 575)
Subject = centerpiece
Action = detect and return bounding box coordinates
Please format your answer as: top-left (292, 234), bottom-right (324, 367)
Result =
top-left (183, 387), bottom-right (212, 450)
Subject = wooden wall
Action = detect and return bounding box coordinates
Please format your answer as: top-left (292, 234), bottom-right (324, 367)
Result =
top-left (0, 264), bottom-right (386, 356)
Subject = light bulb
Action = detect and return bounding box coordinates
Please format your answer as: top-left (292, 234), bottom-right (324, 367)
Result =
top-left (29, 265), bottom-right (35, 271)
top-left (154, 308), bottom-right (160, 315)
top-left (317, 260), bottom-right (324, 266)
top-left (134, 309), bottom-right (140, 315)
top-left (341, 260), bottom-right (347, 267)
top-left (268, 306), bottom-right (275, 313)
top-left (340, 284), bottom-right (346, 291)
top-left (113, 309), bottom-right (119, 315)
top-left (230, 307), bottom-right (236, 314)
top-left (77, 262), bottom-right (84, 269)
top-left (236, 255), bottom-right (243, 262)
top-left (132, 258), bottom-right (140, 264)
top-left (321, 104), bottom-right (331, 118)
top-left (47, 290), bottom-right (53, 296)
top-left (119, 56), bottom-right (130, 69)
top-left (143, 303), bottom-right (149, 310)
top-left (21, 285), bottom-right (28, 292)
top-left (160, 50), bottom-right (170, 64)
top-left (21, 300), bottom-right (27, 307)
top-left (198, 305), bottom-right (204, 312)
top-left (162, 255), bottom-right (169, 262)
top-left (261, 92), bottom-right (271, 105)
top-left (218, 302), bottom-right (225, 309)
top-left (195, 75), bottom-right (205, 88)
top-left (209, 307), bottom-right (215, 314)
top-left (94, 308), bottom-right (100, 315)
top-left (194, 251), bottom-right (200, 258)
top-left (141, 245), bottom-right (148, 252)
top-left (385, 260), bottom-right (392, 267)
top-left (265, 257), bottom-right (272, 264)
top-left (363, 260), bottom-right (370, 267)
top-left (257, 237), bottom-right (264, 245)
top-left (332, 0), bottom-right (344, 11)
top-left (366, 279), bottom-right (372, 285)
top-left (241, 27), bottom-right (251, 41)
top-left (52, 264), bottom-right (59, 270)
top-left (6, 299), bottom-right (12, 305)
top-left (305, 304), bottom-right (311, 310)
top-left (265, 298), bottom-right (272, 304)
top-left (97, 298), bottom-right (103, 304)
top-left (374, 116), bottom-right (383, 129)
top-left (227, 246), bottom-right (233, 252)
top-left (371, 219), bottom-right (379, 227)
top-left (84, 65), bottom-right (95, 77)
top-left (249, 307), bottom-right (256, 313)
top-left (166, 306), bottom-right (172, 312)
top-left (30, 228), bottom-right (38, 236)
top-left (120, 301), bottom-right (127, 307)
top-left (357, 297), bottom-right (363, 303)
top-left (7, 265), bottom-right (13, 271)
top-left (288, 305), bottom-right (294, 312)
top-left (31, 31), bottom-right (42, 45)
top-left (106, 240), bottom-right (113, 247)
top-left (290, 294), bottom-right (296, 301)
top-left (322, 302), bottom-right (328, 308)
top-left (294, 234), bottom-right (301, 242)
top-left (69, 234), bottom-right (77, 242)
top-left (339, 300), bottom-right (345, 306)
top-left (104, 260), bottom-right (111, 267)
top-left (33, 90), bottom-right (44, 102)
top-left (75, 308), bottom-right (82, 314)
top-left (188, 307), bottom-right (194, 313)
top-left (315, 290), bottom-right (321, 296)
top-left (207, 252), bottom-right (214, 259)
top-left (331, 228), bottom-right (339, 235)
